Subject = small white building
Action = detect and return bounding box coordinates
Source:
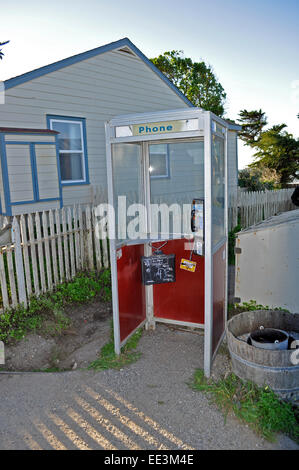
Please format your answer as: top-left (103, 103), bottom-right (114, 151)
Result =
top-left (0, 38), bottom-right (239, 216)
top-left (235, 210), bottom-right (299, 313)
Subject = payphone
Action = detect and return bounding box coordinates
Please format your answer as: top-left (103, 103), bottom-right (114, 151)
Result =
top-left (105, 108), bottom-right (229, 377)
top-left (191, 198), bottom-right (205, 256)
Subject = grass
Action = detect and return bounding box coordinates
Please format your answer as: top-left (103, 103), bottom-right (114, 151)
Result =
top-left (88, 326), bottom-right (143, 371)
top-left (32, 367), bottom-right (63, 373)
top-left (190, 369), bottom-right (299, 443)
top-left (228, 223), bottom-right (242, 265)
top-left (0, 270), bottom-right (112, 343)
top-left (228, 300), bottom-right (289, 320)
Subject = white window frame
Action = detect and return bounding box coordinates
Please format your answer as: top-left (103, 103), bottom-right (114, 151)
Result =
top-left (49, 118), bottom-right (87, 184)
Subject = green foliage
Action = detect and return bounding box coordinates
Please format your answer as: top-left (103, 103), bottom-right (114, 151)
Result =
top-left (238, 168), bottom-right (277, 191)
top-left (228, 300), bottom-right (289, 321)
top-left (238, 109), bottom-right (268, 145)
top-left (190, 370), bottom-right (299, 443)
top-left (250, 124), bottom-right (299, 185)
top-left (151, 50), bottom-right (226, 116)
top-left (57, 272), bottom-right (101, 303)
top-left (238, 109), bottom-right (299, 185)
top-left (0, 270), bottom-right (112, 343)
top-left (88, 328), bottom-right (143, 371)
top-left (123, 327), bottom-right (143, 352)
top-left (235, 300), bottom-right (289, 312)
top-left (99, 268), bottom-right (112, 287)
top-left (33, 367), bottom-right (62, 373)
top-left (0, 40), bottom-right (9, 60)
top-left (99, 269), bottom-right (112, 302)
top-left (228, 224), bottom-right (242, 265)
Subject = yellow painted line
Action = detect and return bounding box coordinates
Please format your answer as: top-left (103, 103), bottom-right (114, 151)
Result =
top-left (66, 408), bottom-right (117, 450)
top-left (85, 387), bottom-right (169, 450)
top-left (47, 412), bottom-right (91, 450)
top-left (102, 386), bottom-right (194, 450)
top-left (74, 395), bottom-right (141, 450)
top-left (32, 421), bottom-right (67, 450)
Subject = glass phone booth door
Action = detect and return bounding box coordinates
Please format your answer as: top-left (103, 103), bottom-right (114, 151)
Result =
top-left (148, 140), bottom-right (205, 327)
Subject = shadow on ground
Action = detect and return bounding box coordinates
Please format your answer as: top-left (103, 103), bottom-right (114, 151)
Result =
top-left (0, 324), bottom-right (297, 450)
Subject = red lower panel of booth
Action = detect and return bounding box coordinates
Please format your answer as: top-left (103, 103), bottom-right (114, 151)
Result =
top-left (153, 239), bottom-right (205, 325)
top-left (212, 244), bottom-right (226, 355)
top-left (117, 244), bottom-right (146, 343)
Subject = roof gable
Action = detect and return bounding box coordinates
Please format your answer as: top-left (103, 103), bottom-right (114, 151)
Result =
top-left (4, 38), bottom-right (193, 107)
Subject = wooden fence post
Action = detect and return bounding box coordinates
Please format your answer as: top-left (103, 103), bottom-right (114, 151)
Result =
top-left (0, 248), bottom-right (9, 310)
top-left (12, 217), bottom-right (27, 308)
top-left (92, 206), bottom-right (102, 272)
top-left (20, 214), bottom-right (32, 298)
top-left (85, 205), bottom-right (94, 271)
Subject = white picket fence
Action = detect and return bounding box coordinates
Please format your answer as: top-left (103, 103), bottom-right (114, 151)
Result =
top-left (0, 188), bottom-right (295, 311)
top-left (0, 205), bottom-right (109, 311)
top-left (229, 188), bottom-right (295, 230)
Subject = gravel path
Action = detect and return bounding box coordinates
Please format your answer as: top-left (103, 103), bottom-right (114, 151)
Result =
top-left (0, 324), bottom-right (297, 450)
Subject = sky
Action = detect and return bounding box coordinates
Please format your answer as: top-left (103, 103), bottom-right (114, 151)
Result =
top-left (1, 0), bottom-right (298, 168)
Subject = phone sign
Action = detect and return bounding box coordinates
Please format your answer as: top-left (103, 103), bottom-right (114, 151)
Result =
top-left (132, 119), bottom-right (198, 136)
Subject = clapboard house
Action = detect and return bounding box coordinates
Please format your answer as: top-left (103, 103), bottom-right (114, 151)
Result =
top-left (0, 38), bottom-right (239, 216)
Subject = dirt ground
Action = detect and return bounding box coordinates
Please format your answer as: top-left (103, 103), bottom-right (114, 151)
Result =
top-left (2, 298), bottom-right (112, 372)
top-left (0, 323), bottom-right (297, 450)
top-left (2, 266), bottom-right (236, 373)
top-left (1, 268), bottom-right (298, 450)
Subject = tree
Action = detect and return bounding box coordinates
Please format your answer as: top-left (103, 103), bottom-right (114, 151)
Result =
top-left (238, 109), bottom-right (299, 185)
top-left (238, 109), bottom-right (267, 145)
top-left (250, 124), bottom-right (299, 184)
top-left (238, 167), bottom-right (277, 191)
top-left (0, 40), bottom-right (9, 60)
top-left (151, 50), bottom-right (226, 116)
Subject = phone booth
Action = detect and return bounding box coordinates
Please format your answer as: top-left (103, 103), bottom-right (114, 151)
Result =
top-left (105, 108), bottom-right (228, 377)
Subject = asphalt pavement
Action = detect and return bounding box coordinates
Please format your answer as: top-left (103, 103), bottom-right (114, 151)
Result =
top-left (0, 324), bottom-right (297, 450)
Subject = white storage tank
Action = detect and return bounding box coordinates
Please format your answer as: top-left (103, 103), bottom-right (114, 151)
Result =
top-left (235, 209), bottom-right (299, 313)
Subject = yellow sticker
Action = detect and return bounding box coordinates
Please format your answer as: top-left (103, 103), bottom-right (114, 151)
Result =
top-left (180, 258), bottom-right (197, 273)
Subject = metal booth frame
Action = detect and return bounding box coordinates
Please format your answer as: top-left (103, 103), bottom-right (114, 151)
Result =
top-left (105, 108), bottom-right (229, 377)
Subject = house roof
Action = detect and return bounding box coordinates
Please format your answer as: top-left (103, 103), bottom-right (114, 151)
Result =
top-left (4, 38), bottom-right (194, 108)
top-left (0, 127), bottom-right (58, 134)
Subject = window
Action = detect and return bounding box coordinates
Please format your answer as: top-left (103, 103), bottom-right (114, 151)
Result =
top-left (149, 144), bottom-right (169, 178)
top-left (48, 116), bottom-right (89, 184)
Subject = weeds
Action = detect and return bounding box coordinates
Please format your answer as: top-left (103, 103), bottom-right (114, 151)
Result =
top-left (228, 224), bottom-right (242, 265)
top-left (190, 370), bottom-right (299, 443)
top-left (235, 300), bottom-right (288, 312)
top-left (0, 270), bottom-right (112, 343)
top-left (88, 327), bottom-right (143, 371)
top-left (228, 300), bottom-right (289, 319)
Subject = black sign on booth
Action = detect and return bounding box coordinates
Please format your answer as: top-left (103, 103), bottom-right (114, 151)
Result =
top-left (141, 254), bottom-right (176, 285)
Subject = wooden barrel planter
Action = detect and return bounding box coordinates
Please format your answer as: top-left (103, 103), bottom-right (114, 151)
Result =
top-left (226, 310), bottom-right (299, 401)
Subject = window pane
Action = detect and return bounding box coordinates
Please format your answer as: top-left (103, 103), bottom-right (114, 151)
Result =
top-left (150, 144), bottom-right (167, 154)
top-left (52, 121), bottom-right (82, 151)
top-left (150, 141), bottom-right (204, 205)
top-left (149, 144), bottom-right (168, 178)
top-left (112, 143), bottom-right (145, 241)
top-left (212, 135), bottom-right (225, 246)
top-left (150, 141), bottom-right (204, 238)
top-left (60, 152), bottom-right (84, 181)
top-left (150, 154), bottom-right (167, 177)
